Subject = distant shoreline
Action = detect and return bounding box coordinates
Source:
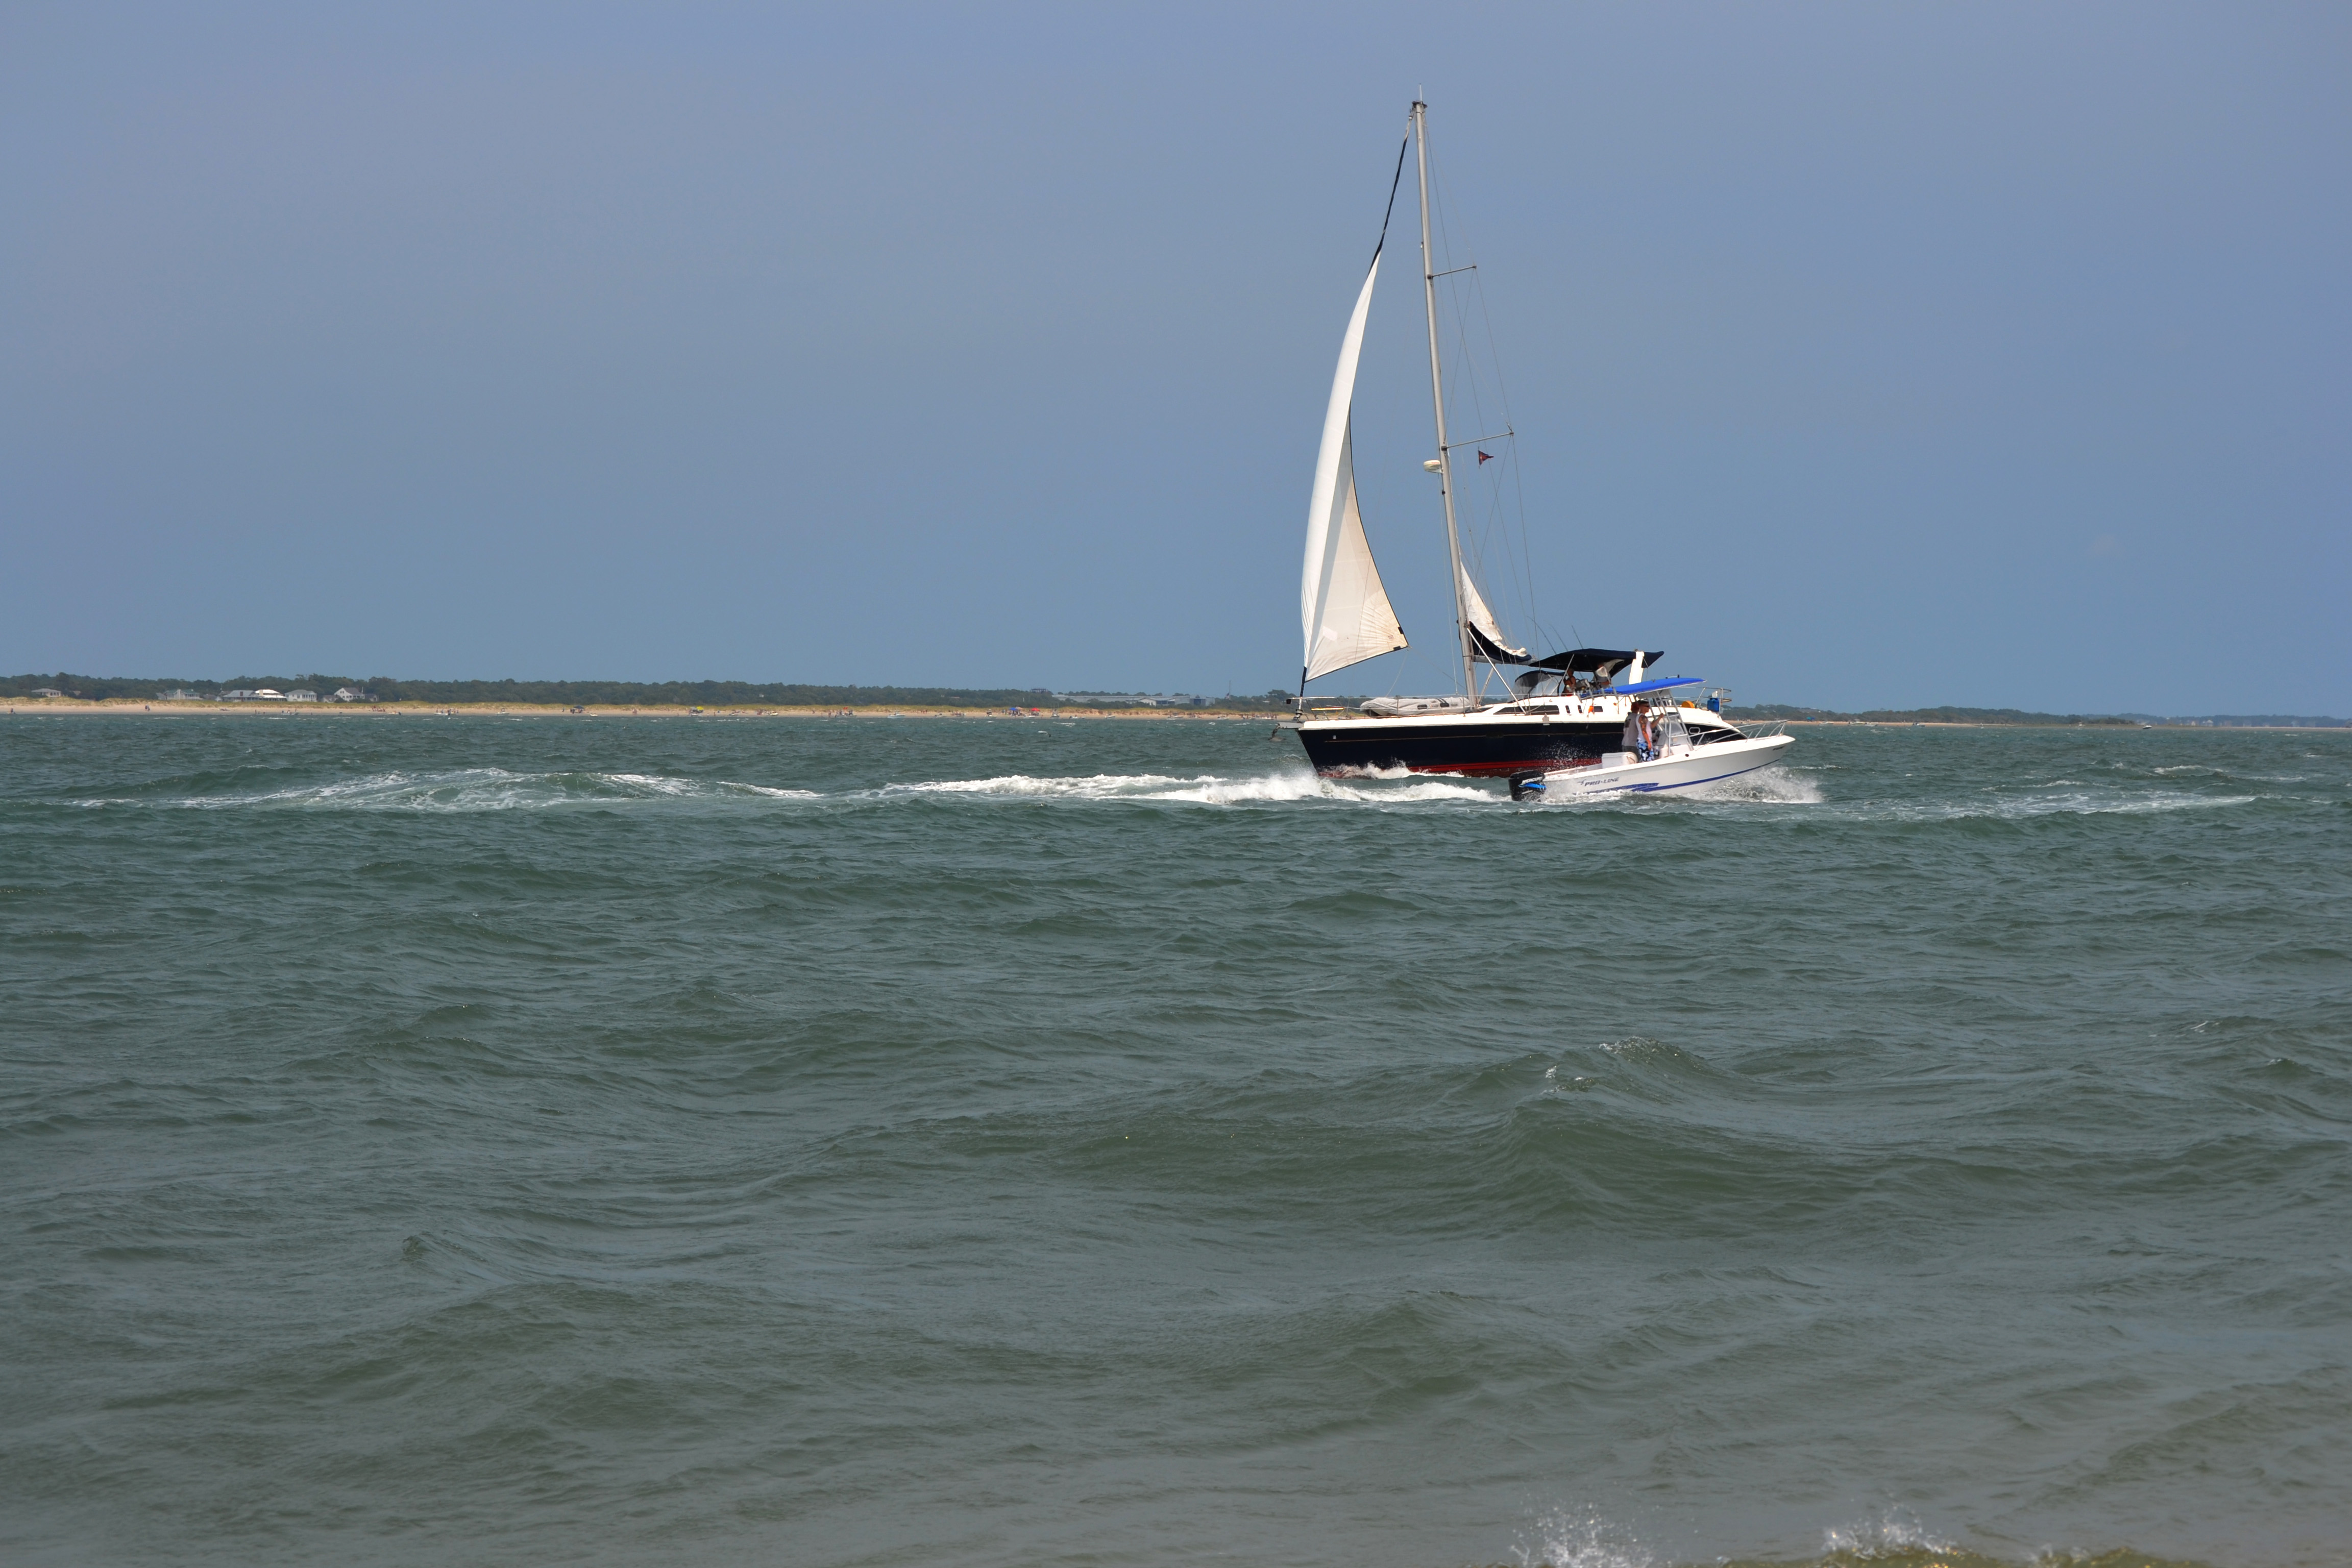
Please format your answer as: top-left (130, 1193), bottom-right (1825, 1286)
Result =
top-left (3, 699), bottom-right (2344, 731)
top-left (0, 699), bottom-right (1245, 721)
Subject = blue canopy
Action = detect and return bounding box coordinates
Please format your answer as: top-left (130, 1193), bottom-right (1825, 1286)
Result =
top-left (1614, 675), bottom-right (1701, 695)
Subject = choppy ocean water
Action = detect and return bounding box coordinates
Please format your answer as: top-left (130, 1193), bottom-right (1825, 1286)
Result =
top-left (2, 713), bottom-right (2345, 1568)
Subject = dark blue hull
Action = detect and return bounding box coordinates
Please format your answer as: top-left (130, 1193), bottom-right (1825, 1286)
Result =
top-left (1296, 715), bottom-right (1743, 776)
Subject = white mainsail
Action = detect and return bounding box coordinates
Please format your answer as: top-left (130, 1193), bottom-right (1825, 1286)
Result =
top-left (1301, 256), bottom-right (1407, 682)
top-left (1458, 561), bottom-right (1528, 663)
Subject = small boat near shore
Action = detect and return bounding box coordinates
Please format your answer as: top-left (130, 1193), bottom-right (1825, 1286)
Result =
top-left (1289, 102), bottom-right (1793, 796)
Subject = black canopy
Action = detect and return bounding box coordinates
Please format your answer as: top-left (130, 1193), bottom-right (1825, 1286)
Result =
top-left (1516, 647), bottom-right (1659, 680)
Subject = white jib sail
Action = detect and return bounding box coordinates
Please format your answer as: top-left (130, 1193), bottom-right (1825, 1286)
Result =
top-left (1458, 562), bottom-right (1528, 662)
top-left (1301, 256), bottom-right (1407, 682)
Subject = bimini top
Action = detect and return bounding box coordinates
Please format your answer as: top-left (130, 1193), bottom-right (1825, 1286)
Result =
top-left (1517, 647), bottom-right (1660, 680)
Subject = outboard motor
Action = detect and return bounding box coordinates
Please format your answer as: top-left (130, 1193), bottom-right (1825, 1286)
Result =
top-left (1508, 771), bottom-right (1547, 802)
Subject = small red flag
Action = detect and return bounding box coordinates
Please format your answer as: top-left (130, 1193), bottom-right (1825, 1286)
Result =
top-left (1477, 449), bottom-right (1495, 464)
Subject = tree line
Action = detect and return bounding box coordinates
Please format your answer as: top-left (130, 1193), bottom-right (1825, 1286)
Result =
top-left (1, 674), bottom-right (1307, 709)
top-left (1731, 703), bottom-right (2142, 726)
top-left (1729, 703), bottom-right (2346, 727)
top-left (5, 674), bottom-right (1052, 707)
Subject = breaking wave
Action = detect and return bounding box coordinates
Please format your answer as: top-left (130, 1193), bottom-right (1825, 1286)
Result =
top-left (64, 767), bottom-right (1505, 813)
top-left (1514, 1509), bottom-right (1657, 1568)
top-left (1513, 1507), bottom-right (2210, 1568)
top-left (872, 769), bottom-right (1493, 806)
top-left (121, 769), bottom-right (823, 812)
top-left (1850, 788), bottom-right (2260, 823)
top-left (1816, 1510), bottom-right (1959, 1559)
top-left (45, 760), bottom-right (2281, 824)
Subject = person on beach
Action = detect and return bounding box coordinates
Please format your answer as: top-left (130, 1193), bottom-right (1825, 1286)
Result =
top-left (1623, 699), bottom-right (1654, 762)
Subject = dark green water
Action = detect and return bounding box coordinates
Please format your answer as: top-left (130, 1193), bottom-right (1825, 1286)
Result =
top-left (3, 715), bottom-right (2345, 1568)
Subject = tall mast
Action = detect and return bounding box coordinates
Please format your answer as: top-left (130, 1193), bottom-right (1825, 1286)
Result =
top-left (1413, 101), bottom-right (1476, 702)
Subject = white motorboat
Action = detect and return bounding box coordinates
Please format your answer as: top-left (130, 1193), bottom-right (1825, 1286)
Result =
top-left (1508, 708), bottom-right (1794, 801)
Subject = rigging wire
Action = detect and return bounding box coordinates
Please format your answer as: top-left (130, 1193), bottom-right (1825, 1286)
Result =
top-left (1430, 158), bottom-right (1506, 640)
top-left (1469, 242), bottom-right (1554, 655)
top-left (1424, 136), bottom-right (1552, 660)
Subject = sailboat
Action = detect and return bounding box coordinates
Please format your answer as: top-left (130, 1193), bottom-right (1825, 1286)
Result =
top-left (1291, 102), bottom-right (1793, 795)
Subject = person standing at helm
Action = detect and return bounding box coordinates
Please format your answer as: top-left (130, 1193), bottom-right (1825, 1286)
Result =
top-left (1623, 699), bottom-right (1654, 762)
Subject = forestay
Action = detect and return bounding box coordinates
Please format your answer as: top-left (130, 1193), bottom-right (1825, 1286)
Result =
top-left (1300, 256), bottom-right (1408, 682)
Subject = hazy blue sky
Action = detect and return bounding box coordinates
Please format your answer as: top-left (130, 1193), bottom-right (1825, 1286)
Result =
top-left (5, 3), bottom-right (2346, 712)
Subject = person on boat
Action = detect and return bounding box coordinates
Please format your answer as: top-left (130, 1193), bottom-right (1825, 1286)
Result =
top-left (1623, 699), bottom-right (1655, 761)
